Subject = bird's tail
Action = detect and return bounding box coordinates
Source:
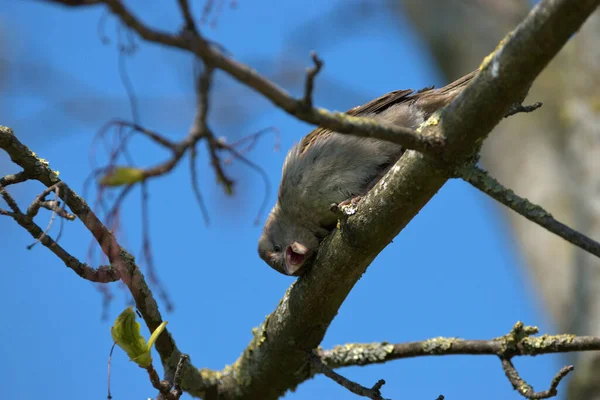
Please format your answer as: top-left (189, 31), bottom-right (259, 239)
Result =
top-left (414, 69), bottom-right (479, 116)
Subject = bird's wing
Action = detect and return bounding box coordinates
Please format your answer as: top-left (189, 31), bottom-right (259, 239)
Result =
top-left (297, 89), bottom-right (415, 155)
top-left (297, 69), bottom-right (478, 155)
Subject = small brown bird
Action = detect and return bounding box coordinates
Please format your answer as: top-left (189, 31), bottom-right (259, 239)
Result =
top-left (258, 70), bottom-right (477, 276)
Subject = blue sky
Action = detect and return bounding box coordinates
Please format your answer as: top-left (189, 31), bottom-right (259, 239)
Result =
top-left (0, 1), bottom-right (563, 399)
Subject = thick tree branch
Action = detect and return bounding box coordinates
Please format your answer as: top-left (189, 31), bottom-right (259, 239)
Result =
top-left (459, 166), bottom-right (600, 259)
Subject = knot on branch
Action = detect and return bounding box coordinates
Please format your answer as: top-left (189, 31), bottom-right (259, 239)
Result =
top-left (496, 321), bottom-right (539, 356)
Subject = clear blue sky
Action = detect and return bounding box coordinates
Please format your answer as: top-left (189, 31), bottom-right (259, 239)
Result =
top-left (0, 1), bottom-right (563, 399)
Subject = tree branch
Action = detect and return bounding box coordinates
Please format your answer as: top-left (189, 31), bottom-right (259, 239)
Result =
top-left (47, 0), bottom-right (445, 154)
top-left (302, 51), bottom-right (323, 109)
top-left (0, 126), bottom-right (204, 390)
top-left (176, 0), bottom-right (198, 33)
top-left (318, 322), bottom-right (587, 400)
top-left (501, 358), bottom-right (573, 399)
top-left (459, 165), bottom-right (600, 259)
top-left (309, 351), bottom-right (389, 400)
top-left (319, 323), bottom-right (600, 368)
top-left (0, 182), bottom-right (119, 283)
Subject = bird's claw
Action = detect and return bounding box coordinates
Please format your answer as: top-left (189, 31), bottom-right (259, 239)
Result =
top-left (333, 196), bottom-right (362, 216)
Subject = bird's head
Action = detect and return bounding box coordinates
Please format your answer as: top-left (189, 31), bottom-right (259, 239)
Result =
top-left (258, 207), bottom-right (320, 276)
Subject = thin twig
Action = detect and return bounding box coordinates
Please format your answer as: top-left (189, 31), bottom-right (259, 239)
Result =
top-left (303, 51), bottom-right (323, 109)
top-left (177, 0), bottom-right (198, 33)
top-left (27, 184), bottom-right (65, 249)
top-left (0, 183), bottom-right (21, 213)
top-left (189, 145), bottom-right (210, 225)
top-left (0, 208), bottom-right (16, 217)
top-left (140, 181), bottom-right (174, 312)
top-left (459, 165), bottom-right (600, 259)
top-left (116, 23), bottom-right (140, 125)
top-left (219, 144), bottom-right (271, 225)
top-left (187, 64), bottom-right (235, 193)
top-left (501, 358), bottom-right (573, 399)
top-left (106, 120), bottom-right (178, 150)
top-left (224, 126), bottom-right (280, 163)
top-left (0, 183), bottom-right (119, 282)
top-left (147, 364), bottom-right (171, 393)
top-left (172, 354), bottom-right (189, 398)
top-left (192, 63), bottom-right (213, 140)
top-left (309, 351), bottom-right (389, 400)
top-left (107, 342), bottom-right (116, 400)
top-left (200, 0), bottom-right (215, 25)
top-left (504, 101), bottom-right (543, 118)
top-left (26, 182), bottom-right (63, 218)
top-left (38, 200), bottom-right (76, 220)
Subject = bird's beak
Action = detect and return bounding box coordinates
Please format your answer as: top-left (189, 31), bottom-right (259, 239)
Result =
top-left (284, 242), bottom-right (308, 275)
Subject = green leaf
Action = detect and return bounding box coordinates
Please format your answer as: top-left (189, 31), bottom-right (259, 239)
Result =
top-left (100, 167), bottom-right (145, 187)
top-left (111, 307), bottom-right (168, 368)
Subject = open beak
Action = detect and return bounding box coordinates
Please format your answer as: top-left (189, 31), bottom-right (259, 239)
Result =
top-left (283, 242), bottom-right (308, 275)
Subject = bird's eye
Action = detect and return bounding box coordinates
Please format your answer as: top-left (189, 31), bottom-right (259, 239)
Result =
top-left (274, 245), bottom-right (282, 252)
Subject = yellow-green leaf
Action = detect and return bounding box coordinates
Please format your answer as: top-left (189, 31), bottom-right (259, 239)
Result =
top-left (147, 321), bottom-right (168, 350)
top-left (100, 167), bottom-right (145, 187)
top-left (111, 307), bottom-right (152, 367)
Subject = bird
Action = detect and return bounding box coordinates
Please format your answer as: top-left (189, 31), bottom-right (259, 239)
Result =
top-left (258, 70), bottom-right (478, 276)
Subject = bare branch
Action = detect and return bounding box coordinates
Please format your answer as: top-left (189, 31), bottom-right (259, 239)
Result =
top-left (171, 354), bottom-right (189, 398)
top-left (501, 358), bottom-right (573, 399)
top-left (504, 101), bottom-right (544, 118)
top-left (140, 182), bottom-right (174, 312)
top-left (147, 364), bottom-right (172, 394)
top-left (303, 51), bottom-right (324, 109)
top-left (26, 184), bottom-right (64, 250)
top-left (105, 120), bottom-right (178, 150)
top-left (38, 200), bottom-right (76, 220)
top-left (186, 64), bottom-right (235, 194)
top-left (107, 342), bottom-right (116, 400)
top-left (147, 354), bottom-right (190, 400)
top-left (1, 183), bottom-right (118, 283)
top-left (0, 183), bottom-right (21, 213)
top-left (459, 165), bottom-right (600, 259)
top-left (26, 182), bottom-right (62, 217)
top-left (177, 0), bottom-right (198, 33)
top-left (189, 145), bottom-right (210, 225)
top-left (46, 0), bottom-right (102, 6)
top-left (0, 171), bottom-right (30, 186)
top-left (0, 126), bottom-right (200, 388)
top-left (50, 0), bottom-right (444, 154)
top-left (319, 322), bottom-right (600, 368)
top-left (309, 351), bottom-right (389, 400)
